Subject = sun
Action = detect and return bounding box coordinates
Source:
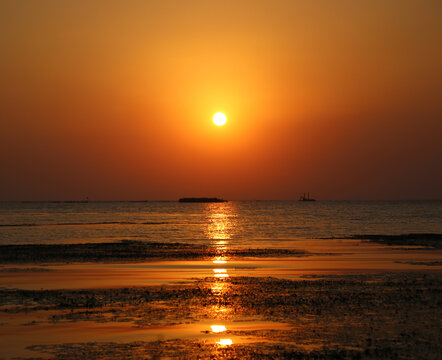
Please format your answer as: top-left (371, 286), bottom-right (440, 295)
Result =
top-left (213, 112), bottom-right (227, 126)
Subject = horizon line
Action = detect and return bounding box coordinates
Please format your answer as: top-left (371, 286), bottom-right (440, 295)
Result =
top-left (0, 199), bottom-right (441, 203)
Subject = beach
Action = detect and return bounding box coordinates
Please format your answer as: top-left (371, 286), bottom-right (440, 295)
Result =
top-left (0, 201), bottom-right (441, 359)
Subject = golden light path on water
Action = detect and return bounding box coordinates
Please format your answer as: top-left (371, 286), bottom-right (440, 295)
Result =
top-left (205, 202), bottom-right (237, 241)
top-left (204, 202), bottom-right (236, 346)
top-left (210, 325), bottom-right (227, 333)
top-left (213, 258), bottom-right (227, 264)
top-left (216, 339), bottom-right (233, 346)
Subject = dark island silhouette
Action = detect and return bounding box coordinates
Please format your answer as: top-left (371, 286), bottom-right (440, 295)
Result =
top-left (178, 197), bottom-right (227, 203)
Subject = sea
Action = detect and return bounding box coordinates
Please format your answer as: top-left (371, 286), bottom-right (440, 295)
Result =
top-left (1, 200), bottom-right (441, 245)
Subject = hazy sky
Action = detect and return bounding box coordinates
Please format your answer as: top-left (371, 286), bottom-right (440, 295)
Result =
top-left (1, 0), bottom-right (441, 200)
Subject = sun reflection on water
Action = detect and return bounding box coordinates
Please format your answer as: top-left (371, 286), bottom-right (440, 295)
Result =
top-left (205, 202), bottom-right (237, 243)
top-left (213, 268), bottom-right (229, 278)
top-left (213, 257), bottom-right (227, 264)
top-left (214, 274), bottom-right (229, 278)
top-left (211, 283), bottom-right (229, 296)
top-left (210, 325), bottom-right (227, 333)
top-left (214, 241), bottom-right (228, 251)
top-left (216, 338), bottom-right (233, 346)
top-left (203, 203), bottom-right (238, 342)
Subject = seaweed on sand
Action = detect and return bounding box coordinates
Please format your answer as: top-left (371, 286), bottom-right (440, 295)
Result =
top-left (2, 273), bottom-right (441, 359)
top-left (325, 233), bottom-right (442, 249)
top-left (0, 240), bottom-right (309, 264)
top-left (26, 339), bottom-right (412, 360)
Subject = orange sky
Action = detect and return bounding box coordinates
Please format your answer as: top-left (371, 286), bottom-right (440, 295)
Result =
top-left (1, 0), bottom-right (441, 200)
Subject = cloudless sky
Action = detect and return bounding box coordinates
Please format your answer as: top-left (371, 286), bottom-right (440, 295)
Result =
top-left (1, 0), bottom-right (441, 200)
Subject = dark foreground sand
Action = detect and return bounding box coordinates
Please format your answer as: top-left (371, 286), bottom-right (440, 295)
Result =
top-left (0, 240), bottom-right (308, 263)
top-left (1, 274), bottom-right (441, 359)
top-left (0, 234), bottom-right (441, 359)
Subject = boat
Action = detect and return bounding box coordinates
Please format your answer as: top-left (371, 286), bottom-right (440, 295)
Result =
top-left (178, 197), bottom-right (228, 203)
top-left (299, 192), bottom-right (316, 201)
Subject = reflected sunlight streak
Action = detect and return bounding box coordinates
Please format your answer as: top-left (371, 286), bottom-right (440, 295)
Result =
top-left (205, 203), bottom-right (237, 242)
top-left (213, 269), bottom-right (227, 273)
top-left (211, 283), bottom-right (228, 295)
top-left (213, 256), bottom-right (227, 264)
top-left (208, 304), bottom-right (230, 317)
top-left (211, 325), bottom-right (227, 333)
top-left (217, 339), bottom-right (233, 346)
top-left (205, 204), bottom-right (237, 321)
top-left (214, 273), bottom-right (229, 278)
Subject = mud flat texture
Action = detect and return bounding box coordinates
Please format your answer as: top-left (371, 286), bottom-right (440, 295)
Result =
top-left (2, 273), bottom-right (441, 359)
top-left (26, 339), bottom-right (424, 360)
top-left (0, 240), bottom-right (308, 264)
top-left (337, 233), bottom-right (442, 249)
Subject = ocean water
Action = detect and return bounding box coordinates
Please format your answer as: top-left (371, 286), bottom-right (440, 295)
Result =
top-left (0, 201), bottom-right (440, 246)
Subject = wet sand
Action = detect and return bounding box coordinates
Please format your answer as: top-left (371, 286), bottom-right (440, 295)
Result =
top-left (0, 240), bottom-right (308, 263)
top-left (341, 233), bottom-right (442, 248)
top-left (1, 235), bottom-right (441, 359)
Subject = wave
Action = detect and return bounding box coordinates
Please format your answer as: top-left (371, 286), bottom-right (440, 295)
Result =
top-left (0, 221), bottom-right (168, 228)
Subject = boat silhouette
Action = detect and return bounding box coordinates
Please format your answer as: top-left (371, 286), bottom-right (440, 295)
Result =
top-left (299, 192), bottom-right (316, 201)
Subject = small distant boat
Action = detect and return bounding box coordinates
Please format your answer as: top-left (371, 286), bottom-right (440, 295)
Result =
top-left (299, 193), bottom-right (316, 202)
top-left (179, 197), bottom-right (228, 203)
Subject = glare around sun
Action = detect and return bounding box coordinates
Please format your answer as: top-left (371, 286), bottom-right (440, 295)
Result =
top-left (213, 112), bottom-right (227, 126)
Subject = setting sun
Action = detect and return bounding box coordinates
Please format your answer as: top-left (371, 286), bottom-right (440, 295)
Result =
top-left (213, 112), bottom-right (227, 126)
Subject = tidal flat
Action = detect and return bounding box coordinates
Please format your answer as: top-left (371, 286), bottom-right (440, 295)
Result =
top-left (0, 240), bottom-right (309, 264)
top-left (1, 234), bottom-right (441, 359)
top-left (338, 234), bottom-right (442, 249)
top-left (1, 274), bottom-right (441, 359)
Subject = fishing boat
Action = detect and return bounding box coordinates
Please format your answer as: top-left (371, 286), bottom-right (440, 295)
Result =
top-left (299, 192), bottom-right (316, 201)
